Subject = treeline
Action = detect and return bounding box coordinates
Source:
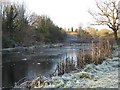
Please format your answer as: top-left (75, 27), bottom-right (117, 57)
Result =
top-left (2, 3), bottom-right (66, 48)
top-left (70, 26), bottom-right (120, 39)
top-left (77, 27), bottom-right (92, 38)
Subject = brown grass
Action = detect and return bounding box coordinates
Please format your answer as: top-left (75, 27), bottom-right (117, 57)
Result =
top-left (50, 38), bottom-right (113, 76)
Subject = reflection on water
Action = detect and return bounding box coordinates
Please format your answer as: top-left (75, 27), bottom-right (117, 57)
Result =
top-left (26, 60), bottom-right (56, 78)
top-left (2, 44), bottom-right (90, 88)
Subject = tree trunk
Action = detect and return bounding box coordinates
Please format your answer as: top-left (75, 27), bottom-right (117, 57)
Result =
top-left (113, 30), bottom-right (118, 45)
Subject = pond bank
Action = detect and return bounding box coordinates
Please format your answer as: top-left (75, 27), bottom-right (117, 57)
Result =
top-left (14, 48), bottom-right (119, 89)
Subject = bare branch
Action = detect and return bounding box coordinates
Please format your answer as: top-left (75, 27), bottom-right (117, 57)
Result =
top-left (89, 0), bottom-right (118, 30)
top-left (88, 0), bottom-right (119, 43)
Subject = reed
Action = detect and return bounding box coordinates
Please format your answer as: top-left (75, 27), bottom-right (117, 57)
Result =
top-left (51, 38), bottom-right (113, 76)
top-left (91, 38), bottom-right (113, 64)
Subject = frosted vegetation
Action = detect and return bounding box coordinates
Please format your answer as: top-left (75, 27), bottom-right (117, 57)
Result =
top-left (14, 47), bottom-right (119, 89)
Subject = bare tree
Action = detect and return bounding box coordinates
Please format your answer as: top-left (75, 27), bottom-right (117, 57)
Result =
top-left (88, 0), bottom-right (119, 44)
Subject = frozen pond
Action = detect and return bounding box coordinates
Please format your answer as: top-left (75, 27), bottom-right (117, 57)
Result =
top-left (2, 43), bottom-right (91, 88)
top-left (16, 57), bottom-right (119, 88)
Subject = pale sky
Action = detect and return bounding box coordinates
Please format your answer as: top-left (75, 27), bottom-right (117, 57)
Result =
top-left (7, 0), bottom-right (109, 29)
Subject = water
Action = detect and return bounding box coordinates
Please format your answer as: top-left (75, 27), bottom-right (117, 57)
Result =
top-left (2, 44), bottom-right (91, 88)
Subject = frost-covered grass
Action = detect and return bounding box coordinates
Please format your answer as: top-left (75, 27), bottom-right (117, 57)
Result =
top-left (14, 56), bottom-right (119, 89)
top-left (14, 46), bottom-right (120, 89)
top-left (40, 57), bottom-right (119, 88)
